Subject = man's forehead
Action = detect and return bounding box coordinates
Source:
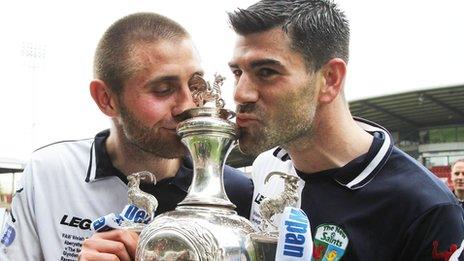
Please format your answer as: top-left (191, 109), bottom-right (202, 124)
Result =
top-left (132, 38), bottom-right (197, 58)
top-left (454, 162), bottom-right (464, 170)
top-left (235, 28), bottom-right (290, 50)
top-left (230, 28), bottom-right (298, 66)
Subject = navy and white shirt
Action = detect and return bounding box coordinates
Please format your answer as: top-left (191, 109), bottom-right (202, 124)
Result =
top-left (250, 118), bottom-right (464, 260)
top-left (0, 130), bottom-right (253, 261)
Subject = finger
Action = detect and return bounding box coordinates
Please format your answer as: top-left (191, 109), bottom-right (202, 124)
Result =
top-left (92, 229), bottom-right (139, 258)
top-left (78, 250), bottom-right (121, 261)
top-left (82, 238), bottom-right (131, 261)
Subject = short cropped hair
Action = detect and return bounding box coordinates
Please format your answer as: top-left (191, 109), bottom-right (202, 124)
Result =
top-left (228, 0), bottom-right (349, 72)
top-left (94, 12), bottom-right (188, 94)
top-left (453, 159), bottom-right (464, 169)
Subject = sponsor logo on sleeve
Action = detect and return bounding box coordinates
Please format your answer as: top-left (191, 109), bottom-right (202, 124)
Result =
top-left (0, 224), bottom-right (16, 247)
top-left (276, 207), bottom-right (313, 260)
top-left (312, 224), bottom-right (349, 261)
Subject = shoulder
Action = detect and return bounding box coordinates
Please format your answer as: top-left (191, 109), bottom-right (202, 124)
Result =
top-left (379, 147), bottom-right (457, 207)
top-left (32, 138), bottom-right (93, 161)
top-left (251, 148), bottom-right (295, 185)
top-left (223, 165), bottom-right (252, 188)
top-left (253, 149), bottom-right (280, 166)
top-left (25, 138), bottom-right (94, 181)
top-left (223, 165), bottom-right (253, 219)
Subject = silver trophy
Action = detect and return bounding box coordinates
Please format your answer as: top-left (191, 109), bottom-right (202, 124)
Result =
top-left (136, 74), bottom-right (256, 260)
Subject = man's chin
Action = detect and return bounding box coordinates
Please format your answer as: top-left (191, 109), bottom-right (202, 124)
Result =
top-left (238, 138), bottom-right (266, 157)
top-left (151, 147), bottom-right (187, 159)
top-left (135, 138), bottom-right (187, 158)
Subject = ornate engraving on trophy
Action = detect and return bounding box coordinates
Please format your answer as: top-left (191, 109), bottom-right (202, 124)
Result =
top-left (259, 172), bottom-right (300, 235)
top-left (147, 219), bottom-right (220, 261)
top-left (189, 73), bottom-right (225, 108)
top-left (122, 171), bottom-right (158, 230)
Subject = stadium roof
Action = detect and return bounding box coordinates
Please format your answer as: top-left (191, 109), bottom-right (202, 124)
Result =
top-left (349, 84), bottom-right (464, 133)
top-left (0, 158), bottom-right (25, 174)
top-left (227, 84), bottom-right (464, 168)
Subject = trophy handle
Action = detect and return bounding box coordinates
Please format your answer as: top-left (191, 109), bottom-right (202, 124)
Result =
top-left (260, 172), bottom-right (300, 233)
top-left (124, 171), bottom-right (159, 231)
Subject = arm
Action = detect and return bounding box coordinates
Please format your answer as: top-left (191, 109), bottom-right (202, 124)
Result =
top-left (78, 230), bottom-right (138, 261)
top-left (0, 162), bottom-right (44, 260)
top-left (399, 204), bottom-right (464, 260)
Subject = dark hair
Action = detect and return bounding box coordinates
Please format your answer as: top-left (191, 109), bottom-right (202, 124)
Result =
top-left (228, 0), bottom-right (349, 72)
top-left (94, 12), bottom-right (188, 94)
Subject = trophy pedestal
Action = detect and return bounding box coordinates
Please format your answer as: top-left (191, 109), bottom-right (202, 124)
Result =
top-left (247, 233), bottom-right (277, 261)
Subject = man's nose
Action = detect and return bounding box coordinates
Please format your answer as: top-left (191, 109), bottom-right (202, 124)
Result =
top-left (172, 85), bottom-right (195, 116)
top-left (233, 73), bottom-right (259, 105)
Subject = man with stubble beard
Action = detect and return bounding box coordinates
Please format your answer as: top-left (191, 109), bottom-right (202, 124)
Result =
top-left (0, 13), bottom-right (252, 261)
top-left (228, 0), bottom-right (464, 260)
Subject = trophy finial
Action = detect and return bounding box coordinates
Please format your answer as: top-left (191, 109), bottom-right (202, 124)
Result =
top-left (189, 73), bottom-right (225, 108)
top-left (259, 171), bottom-right (300, 235)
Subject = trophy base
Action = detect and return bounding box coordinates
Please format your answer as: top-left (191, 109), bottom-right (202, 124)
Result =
top-left (247, 232), bottom-right (278, 261)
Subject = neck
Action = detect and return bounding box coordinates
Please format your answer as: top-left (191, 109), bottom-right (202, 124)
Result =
top-left (105, 127), bottom-right (182, 181)
top-left (286, 99), bottom-right (373, 174)
top-left (455, 190), bottom-right (464, 201)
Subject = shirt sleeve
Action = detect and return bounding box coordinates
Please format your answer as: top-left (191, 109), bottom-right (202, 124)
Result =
top-left (0, 160), bottom-right (44, 261)
top-left (399, 203), bottom-right (464, 261)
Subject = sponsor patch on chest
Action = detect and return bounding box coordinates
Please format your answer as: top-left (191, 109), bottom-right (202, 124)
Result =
top-left (312, 224), bottom-right (349, 261)
top-left (60, 215), bottom-right (92, 230)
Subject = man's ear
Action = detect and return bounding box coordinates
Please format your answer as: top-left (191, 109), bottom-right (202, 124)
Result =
top-left (318, 58), bottom-right (346, 104)
top-left (89, 79), bottom-right (119, 117)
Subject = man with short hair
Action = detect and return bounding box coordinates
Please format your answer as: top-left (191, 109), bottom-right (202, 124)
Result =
top-left (452, 159), bottom-right (464, 208)
top-left (228, 0), bottom-right (464, 259)
top-left (0, 12), bottom-right (252, 261)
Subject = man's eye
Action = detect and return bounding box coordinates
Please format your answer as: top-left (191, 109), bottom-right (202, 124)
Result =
top-left (153, 84), bottom-right (175, 95)
top-left (257, 68), bottom-right (277, 78)
top-left (232, 69), bottom-right (242, 77)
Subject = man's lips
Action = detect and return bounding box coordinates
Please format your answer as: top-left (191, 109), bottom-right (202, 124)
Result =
top-left (236, 113), bottom-right (258, 127)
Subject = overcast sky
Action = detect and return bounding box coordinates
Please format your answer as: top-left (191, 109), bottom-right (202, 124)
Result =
top-left (1, 0), bottom-right (463, 162)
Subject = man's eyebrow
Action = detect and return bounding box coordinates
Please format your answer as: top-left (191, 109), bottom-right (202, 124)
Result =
top-left (250, 59), bottom-right (283, 68)
top-left (228, 59), bottom-right (283, 69)
top-left (145, 75), bottom-right (180, 88)
top-left (228, 62), bottom-right (238, 68)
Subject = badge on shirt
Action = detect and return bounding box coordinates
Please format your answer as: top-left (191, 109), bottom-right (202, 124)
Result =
top-left (312, 224), bottom-right (349, 261)
top-left (0, 224), bottom-right (16, 247)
